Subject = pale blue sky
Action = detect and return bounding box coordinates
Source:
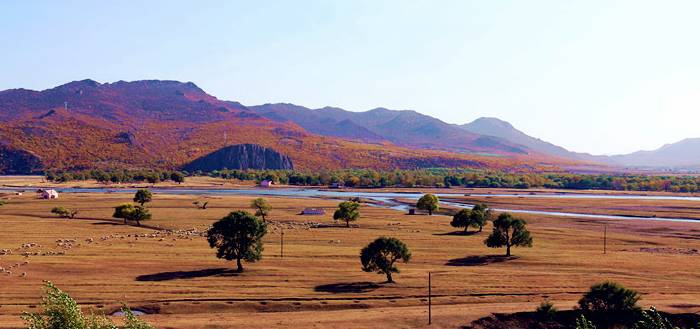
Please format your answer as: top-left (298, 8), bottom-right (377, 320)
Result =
top-left (2, 1), bottom-right (699, 155)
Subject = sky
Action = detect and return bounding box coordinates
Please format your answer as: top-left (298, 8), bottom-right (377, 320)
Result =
top-left (1, 1), bottom-right (699, 155)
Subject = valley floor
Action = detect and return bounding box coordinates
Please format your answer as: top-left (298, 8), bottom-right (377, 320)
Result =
top-left (0, 188), bottom-right (699, 328)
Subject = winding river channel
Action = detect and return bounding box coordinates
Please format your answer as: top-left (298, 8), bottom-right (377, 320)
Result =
top-left (4, 186), bottom-right (700, 224)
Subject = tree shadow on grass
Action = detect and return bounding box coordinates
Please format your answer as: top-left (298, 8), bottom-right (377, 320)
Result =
top-left (314, 282), bottom-right (380, 294)
top-left (136, 268), bottom-right (239, 281)
top-left (433, 231), bottom-right (480, 236)
top-left (445, 255), bottom-right (519, 267)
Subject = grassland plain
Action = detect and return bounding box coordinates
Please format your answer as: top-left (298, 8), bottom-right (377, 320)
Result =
top-left (0, 188), bottom-right (699, 328)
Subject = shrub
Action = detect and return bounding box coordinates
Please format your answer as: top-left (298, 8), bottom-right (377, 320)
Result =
top-left (575, 315), bottom-right (597, 329)
top-left (535, 300), bottom-right (557, 321)
top-left (579, 281), bottom-right (641, 326)
top-left (21, 281), bottom-right (152, 329)
top-left (633, 307), bottom-right (679, 329)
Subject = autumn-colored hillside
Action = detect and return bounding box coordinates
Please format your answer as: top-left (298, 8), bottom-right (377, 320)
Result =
top-left (0, 80), bottom-right (573, 173)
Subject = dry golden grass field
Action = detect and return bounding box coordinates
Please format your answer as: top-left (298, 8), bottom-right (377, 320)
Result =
top-left (0, 184), bottom-right (699, 328)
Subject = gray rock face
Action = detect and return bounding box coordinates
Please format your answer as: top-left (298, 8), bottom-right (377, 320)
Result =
top-left (184, 144), bottom-right (293, 171)
top-left (0, 145), bottom-right (43, 174)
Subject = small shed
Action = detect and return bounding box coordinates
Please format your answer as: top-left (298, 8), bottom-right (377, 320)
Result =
top-left (38, 189), bottom-right (59, 199)
top-left (408, 208), bottom-right (416, 215)
top-left (330, 182), bottom-right (345, 189)
top-left (259, 180), bottom-right (274, 188)
top-left (301, 208), bottom-right (325, 215)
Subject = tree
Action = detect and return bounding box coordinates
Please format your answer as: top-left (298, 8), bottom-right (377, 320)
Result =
top-left (579, 281), bottom-right (641, 326)
top-left (133, 189), bottom-right (152, 206)
top-left (251, 198), bottom-right (271, 221)
top-left (0, 200), bottom-right (5, 207)
top-left (416, 194), bottom-right (439, 215)
top-left (333, 201), bottom-right (360, 227)
top-left (470, 203), bottom-right (492, 232)
top-left (112, 204), bottom-right (151, 226)
top-left (22, 281), bottom-right (153, 329)
top-left (360, 237), bottom-right (411, 283)
top-left (207, 211), bottom-right (267, 272)
top-left (485, 213), bottom-right (533, 256)
top-left (170, 172), bottom-right (185, 184)
top-left (450, 209), bottom-right (473, 233)
top-left (127, 205), bottom-right (151, 226)
top-left (113, 203), bottom-right (136, 225)
top-left (51, 207), bottom-right (78, 219)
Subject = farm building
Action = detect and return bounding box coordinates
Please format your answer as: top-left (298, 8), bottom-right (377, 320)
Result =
top-left (301, 208), bottom-right (325, 215)
top-left (259, 180), bottom-right (274, 188)
top-left (37, 189), bottom-right (59, 199)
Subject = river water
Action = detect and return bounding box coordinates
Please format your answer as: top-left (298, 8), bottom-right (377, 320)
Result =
top-left (2, 187), bottom-right (699, 223)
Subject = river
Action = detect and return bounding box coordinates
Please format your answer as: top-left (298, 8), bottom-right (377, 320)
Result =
top-left (2, 187), bottom-right (699, 223)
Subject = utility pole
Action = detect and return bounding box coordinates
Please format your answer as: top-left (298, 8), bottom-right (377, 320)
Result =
top-left (603, 224), bottom-right (607, 254)
top-left (428, 272), bottom-right (432, 325)
top-left (280, 228), bottom-right (284, 258)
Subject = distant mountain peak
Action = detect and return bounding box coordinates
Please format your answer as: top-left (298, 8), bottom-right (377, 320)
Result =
top-left (53, 79), bottom-right (100, 90)
top-left (470, 117), bottom-right (515, 129)
top-left (461, 117), bottom-right (574, 159)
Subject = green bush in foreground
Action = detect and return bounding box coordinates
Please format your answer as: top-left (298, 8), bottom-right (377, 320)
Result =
top-left (579, 281), bottom-right (641, 327)
top-left (633, 306), bottom-right (681, 329)
top-left (575, 315), bottom-right (597, 329)
top-left (22, 281), bottom-right (153, 329)
top-left (535, 300), bottom-right (557, 321)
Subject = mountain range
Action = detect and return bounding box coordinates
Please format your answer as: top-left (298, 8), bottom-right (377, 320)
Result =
top-left (0, 79), bottom-right (696, 174)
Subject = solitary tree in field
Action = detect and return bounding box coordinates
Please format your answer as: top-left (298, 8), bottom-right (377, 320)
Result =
top-left (207, 210), bottom-right (267, 272)
top-left (50, 207), bottom-right (78, 219)
top-left (251, 198), bottom-right (271, 222)
top-left (416, 194), bottom-right (439, 215)
top-left (470, 203), bottom-right (493, 232)
top-left (333, 201), bottom-right (360, 227)
top-left (133, 189), bottom-right (152, 207)
top-left (485, 213), bottom-right (532, 256)
top-left (360, 237), bottom-right (411, 283)
top-left (170, 172), bottom-right (185, 184)
top-left (450, 209), bottom-right (473, 233)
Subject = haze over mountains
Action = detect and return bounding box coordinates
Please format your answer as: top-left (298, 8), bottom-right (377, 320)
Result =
top-left (253, 103), bottom-right (700, 170)
top-left (0, 79), bottom-right (697, 174)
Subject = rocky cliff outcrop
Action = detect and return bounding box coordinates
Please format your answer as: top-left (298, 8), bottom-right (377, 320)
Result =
top-left (0, 145), bottom-right (43, 174)
top-left (184, 144), bottom-right (293, 171)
